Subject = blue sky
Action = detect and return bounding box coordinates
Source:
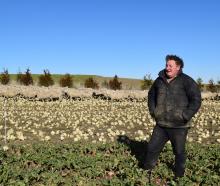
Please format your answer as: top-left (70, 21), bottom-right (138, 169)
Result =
top-left (0, 0), bottom-right (219, 83)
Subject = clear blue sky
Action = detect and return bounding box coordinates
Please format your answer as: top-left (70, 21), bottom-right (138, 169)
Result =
top-left (0, 0), bottom-right (219, 83)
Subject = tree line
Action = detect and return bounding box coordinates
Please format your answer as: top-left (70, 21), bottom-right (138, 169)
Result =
top-left (196, 77), bottom-right (220, 93)
top-left (0, 68), bottom-right (219, 92)
top-left (0, 69), bottom-right (123, 90)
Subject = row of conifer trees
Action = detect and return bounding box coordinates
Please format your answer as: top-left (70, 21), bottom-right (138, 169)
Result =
top-left (1, 68), bottom-right (218, 92)
top-left (0, 69), bottom-right (125, 90)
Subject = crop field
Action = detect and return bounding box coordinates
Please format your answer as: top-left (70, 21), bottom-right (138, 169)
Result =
top-left (0, 92), bottom-right (220, 185)
top-left (0, 95), bottom-right (219, 145)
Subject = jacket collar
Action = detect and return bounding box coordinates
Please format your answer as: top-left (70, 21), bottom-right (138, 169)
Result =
top-left (158, 69), bottom-right (183, 82)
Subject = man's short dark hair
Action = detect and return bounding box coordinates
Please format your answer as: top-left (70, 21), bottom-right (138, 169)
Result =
top-left (165, 55), bottom-right (184, 68)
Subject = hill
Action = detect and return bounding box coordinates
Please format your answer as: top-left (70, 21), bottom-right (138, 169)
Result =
top-left (9, 74), bottom-right (143, 90)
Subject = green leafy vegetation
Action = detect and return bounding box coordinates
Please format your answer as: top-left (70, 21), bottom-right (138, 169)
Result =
top-left (0, 142), bottom-right (219, 185)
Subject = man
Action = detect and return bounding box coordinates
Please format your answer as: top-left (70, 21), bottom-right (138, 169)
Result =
top-left (144, 55), bottom-right (201, 180)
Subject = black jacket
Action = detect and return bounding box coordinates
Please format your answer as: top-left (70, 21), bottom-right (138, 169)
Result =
top-left (148, 69), bottom-right (201, 128)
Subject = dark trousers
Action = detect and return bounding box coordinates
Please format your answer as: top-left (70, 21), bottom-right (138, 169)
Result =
top-left (144, 125), bottom-right (188, 177)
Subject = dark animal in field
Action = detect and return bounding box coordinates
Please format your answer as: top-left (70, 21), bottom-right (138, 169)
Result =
top-left (61, 91), bottom-right (71, 100)
top-left (92, 92), bottom-right (111, 101)
top-left (37, 97), bottom-right (59, 102)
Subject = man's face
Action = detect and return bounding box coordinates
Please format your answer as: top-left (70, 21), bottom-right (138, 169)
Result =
top-left (165, 60), bottom-right (181, 78)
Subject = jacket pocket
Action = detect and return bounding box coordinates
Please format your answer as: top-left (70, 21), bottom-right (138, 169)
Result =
top-left (154, 106), bottom-right (165, 120)
top-left (165, 109), bottom-right (185, 123)
top-left (182, 110), bottom-right (191, 122)
top-left (172, 109), bottom-right (185, 123)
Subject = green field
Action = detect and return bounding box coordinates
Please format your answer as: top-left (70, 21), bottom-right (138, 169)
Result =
top-left (0, 95), bottom-right (219, 185)
top-left (0, 142), bottom-right (219, 185)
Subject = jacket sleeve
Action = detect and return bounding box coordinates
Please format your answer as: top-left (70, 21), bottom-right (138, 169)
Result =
top-left (183, 78), bottom-right (201, 122)
top-left (148, 81), bottom-right (157, 118)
